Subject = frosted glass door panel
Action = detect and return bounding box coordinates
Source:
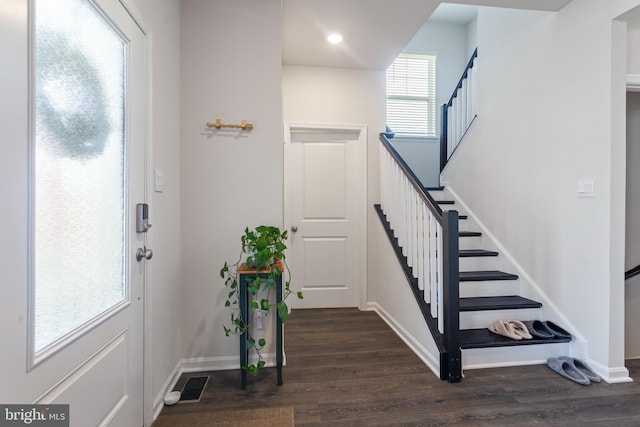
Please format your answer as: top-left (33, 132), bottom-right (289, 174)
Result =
top-left (34, 0), bottom-right (126, 353)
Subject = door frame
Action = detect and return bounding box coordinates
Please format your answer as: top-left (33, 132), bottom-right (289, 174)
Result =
top-left (283, 122), bottom-right (368, 310)
top-left (118, 1), bottom-right (155, 424)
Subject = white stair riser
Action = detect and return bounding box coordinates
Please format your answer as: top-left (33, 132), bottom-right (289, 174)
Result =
top-left (429, 191), bottom-right (446, 200)
top-left (459, 236), bottom-right (483, 250)
top-left (460, 308), bottom-right (541, 329)
top-left (458, 219), bottom-right (471, 232)
top-left (462, 342), bottom-right (571, 370)
top-left (459, 256), bottom-right (499, 271)
top-left (459, 280), bottom-right (519, 298)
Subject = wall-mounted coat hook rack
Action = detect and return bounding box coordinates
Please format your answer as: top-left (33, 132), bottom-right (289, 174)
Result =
top-left (206, 118), bottom-right (254, 130)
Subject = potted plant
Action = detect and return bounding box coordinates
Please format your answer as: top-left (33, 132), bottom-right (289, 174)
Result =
top-left (220, 225), bottom-right (303, 377)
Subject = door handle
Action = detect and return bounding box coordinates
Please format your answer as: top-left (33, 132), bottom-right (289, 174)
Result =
top-left (136, 247), bottom-right (153, 262)
top-left (291, 226), bottom-right (298, 233)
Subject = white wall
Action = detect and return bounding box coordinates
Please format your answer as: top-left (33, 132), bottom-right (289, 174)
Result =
top-left (370, 217), bottom-right (441, 374)
top-left (180, 0), bottom-right (283, 368)
top-left (404, 20), bottom-right (470, 137)
top-left (390, 137), bottom-right (441, 187)
top-left (128, 0), bottom-right (183, 415)
top-left (467, 16), bottom-right (478, 59)
top-left (628, 15), bottom-right (640, 74)
top-left (441, 1), bottom-right (638, 377)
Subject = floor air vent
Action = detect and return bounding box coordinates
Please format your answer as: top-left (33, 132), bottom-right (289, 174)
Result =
top-left (179, 375), bottom-right (209, 403)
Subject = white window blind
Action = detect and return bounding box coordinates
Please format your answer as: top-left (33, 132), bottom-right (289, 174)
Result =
top-left (386, 53), bottom-right (436, 136)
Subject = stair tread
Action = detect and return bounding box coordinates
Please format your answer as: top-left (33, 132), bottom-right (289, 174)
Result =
top-left (459, 328), bottom-right (571, 349)
top-left (459, 249), bottom-right (498, 258)
top-left (460, 270), bottom-right (518, 281)
top-left (460, 231), bottom-right (481, 237)
top-left (459, 215), bottom-right (468, 220)
top-left (460, 295), bottom-right (541, 311)
top-left (436, 200), bottom-right (455, 205)
top-left (425, 186), bottom-right (445, 191)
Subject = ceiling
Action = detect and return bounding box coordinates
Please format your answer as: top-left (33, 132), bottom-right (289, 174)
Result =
top-left (429, 3), bottom-right (478, 25)
top-left (282, 0), bottom-right (573, 71)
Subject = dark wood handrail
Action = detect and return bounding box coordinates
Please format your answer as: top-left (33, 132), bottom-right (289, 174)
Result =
top-left (626, 264), bottom-right (640, 280)
top-left (441, 48), bottom-right (478, 172)
top-left (379, 133), bottom-right (444, 221)
top-left (446, 48), bottom-right (478, 107)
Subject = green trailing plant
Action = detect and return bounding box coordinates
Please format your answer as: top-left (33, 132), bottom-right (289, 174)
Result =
top-left (220, 225), bottom-right (303, 376)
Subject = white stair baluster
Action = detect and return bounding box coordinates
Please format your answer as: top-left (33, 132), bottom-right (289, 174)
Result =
top-left (429, 212), bottom-right (438, 319)
top-left (417, 198), bottom-right (425, 291)
top-left (437, 222), bottom-right (444, 334)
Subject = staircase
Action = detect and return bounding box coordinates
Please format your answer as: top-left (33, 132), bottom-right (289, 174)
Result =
top-left (431, 189), bottom-right (571, 352)
top-left (377, 47), bottom-right (573, 382)
top-left (374, 139), bottom-right (573, 383)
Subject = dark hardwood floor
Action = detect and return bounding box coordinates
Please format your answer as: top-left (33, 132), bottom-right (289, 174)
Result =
top-left (159, 308), bottom-right (640, 426)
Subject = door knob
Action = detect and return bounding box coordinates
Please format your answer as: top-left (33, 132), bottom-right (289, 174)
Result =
top-left (291, 226), bottom-right (298, 233)
top-left (136, 247), bottom-right (153, 262)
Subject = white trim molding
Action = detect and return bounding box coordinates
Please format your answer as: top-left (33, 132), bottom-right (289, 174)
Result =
top-left (627, 74), bottom-right (640, 92)
top-left (369, 302), bottom-right (441, 378)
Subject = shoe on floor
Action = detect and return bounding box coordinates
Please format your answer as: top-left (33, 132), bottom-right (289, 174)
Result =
top-left (547, 357), bottom-right (590, 385)
top-left (523, 320), bottom-right (554, 339)
top-left (558, 357), bottom-right (601, 383)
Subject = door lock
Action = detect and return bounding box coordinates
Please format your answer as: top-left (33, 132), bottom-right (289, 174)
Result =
top-left (136, 203), bottom-right (152, 233)
top-left (136, 247), bottom-right (153, 262)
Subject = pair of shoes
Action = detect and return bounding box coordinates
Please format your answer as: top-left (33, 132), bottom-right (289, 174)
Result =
top-left (547, 357), bottom-right (601, 385)
top-left (489, 320), bottom-right (532, 340)
top-left (523, 320), bottom-right (571, 339)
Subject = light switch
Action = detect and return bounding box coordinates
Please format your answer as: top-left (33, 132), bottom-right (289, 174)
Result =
top-left (577, 179), bottom-right (594, 198)
top-left (154, 168), bottom-right (165, 193)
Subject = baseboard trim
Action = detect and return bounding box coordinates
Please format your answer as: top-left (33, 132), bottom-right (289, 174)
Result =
top-left (586, 358), bottom-right (632, 384)
top-left (152, 360), bottom-right (182, 422)
top-left (368, 302), bottom-right (440, 378)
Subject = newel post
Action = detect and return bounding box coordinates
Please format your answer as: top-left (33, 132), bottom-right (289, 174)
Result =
top-left (440, 104), bottom-right (449, 172)
top-left (442, 210), bottom-right (461, 383)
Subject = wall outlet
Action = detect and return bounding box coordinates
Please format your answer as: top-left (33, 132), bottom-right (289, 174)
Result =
top-left (255, 310), bottom-right (263, 330)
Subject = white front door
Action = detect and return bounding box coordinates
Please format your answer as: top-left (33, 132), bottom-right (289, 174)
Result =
top-left (285, 125), bottom-right (366, 309)
top-left (1, 1), bottom-right (147, 426)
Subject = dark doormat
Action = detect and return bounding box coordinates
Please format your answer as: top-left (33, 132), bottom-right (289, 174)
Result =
top-left (179, 375), bottom-right (209, 403)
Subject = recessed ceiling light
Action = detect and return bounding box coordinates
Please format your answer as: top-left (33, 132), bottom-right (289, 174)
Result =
top-left (327, 33), bottom-right (343, 44)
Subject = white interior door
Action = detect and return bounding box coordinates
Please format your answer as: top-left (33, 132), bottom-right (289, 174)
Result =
top-left (286, 125), bottom-right (365, 308)
top-left (1, 1), bottom-right (147, 426)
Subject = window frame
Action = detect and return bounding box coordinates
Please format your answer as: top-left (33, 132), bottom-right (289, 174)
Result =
top-left (386, 53), bottom-right (437, 137)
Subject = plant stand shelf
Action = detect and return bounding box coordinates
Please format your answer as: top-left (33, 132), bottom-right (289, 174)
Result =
top-left (238, 263), bottom-right (283, 389)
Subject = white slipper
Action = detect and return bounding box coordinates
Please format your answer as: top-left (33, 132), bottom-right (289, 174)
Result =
top-left (489, 320), bottom-right (522, 340)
